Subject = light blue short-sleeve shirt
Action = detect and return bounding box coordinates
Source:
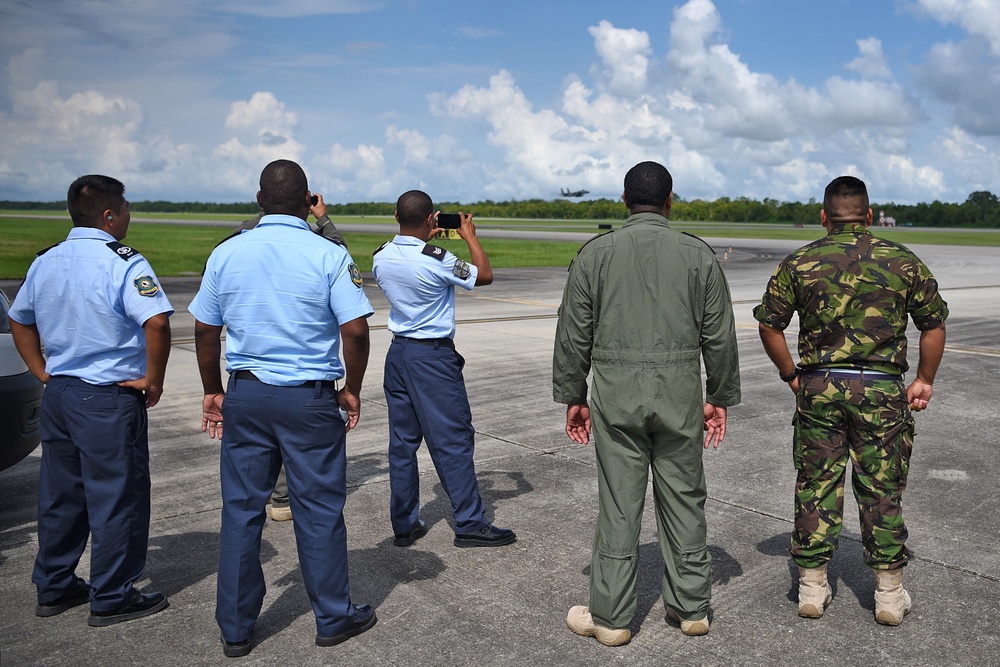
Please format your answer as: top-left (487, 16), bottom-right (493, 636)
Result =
top-left (189, 215), bottom-right (373, 385)
top-left (371, 235), bottom-right (477, 339)
top-left (8, 227), bottom-right (174, 385)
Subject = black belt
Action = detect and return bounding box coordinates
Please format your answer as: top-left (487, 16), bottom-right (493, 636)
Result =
top-left (801, 368), bottom-right (902, 381)
top-left (392, 335), bottom-right (455, 348)
top-left (233, 370), bottom-right (338, 388)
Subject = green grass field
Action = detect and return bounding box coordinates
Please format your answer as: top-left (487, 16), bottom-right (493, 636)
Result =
top-left (1, 213), bottom-right (997, 279)
top-left (0, 215), bottom-right (586, 278)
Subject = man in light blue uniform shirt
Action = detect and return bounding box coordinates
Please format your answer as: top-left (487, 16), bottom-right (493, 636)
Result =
top-left (214, 194), bottom-right (347, 523)
top-left (372, 189), bottom-right (516, 548)
top-left (190, 160), bottom-right (375, 658)
top-left (9, 174), bottom-right (172, 627)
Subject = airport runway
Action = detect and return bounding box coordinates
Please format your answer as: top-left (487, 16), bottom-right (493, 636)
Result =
top-left (1, 239), bottom-right (998, 666)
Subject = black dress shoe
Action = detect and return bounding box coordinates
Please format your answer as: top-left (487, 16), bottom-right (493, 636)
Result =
top-left (315, 604), bottom-right (377, 647)
top-left (221, 634), bottom-right (253, 658)
top-left (88, 591), bottom-right (169, 627)
top-left (454, 524), bottom-right (517, 548)
top-left (393, 519), bottom-right (428, 547)
top-left (36, 578), bottom-right (91, 617)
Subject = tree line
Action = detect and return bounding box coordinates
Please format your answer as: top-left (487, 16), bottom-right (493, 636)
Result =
top-left (3, 191), bottom-right (999, 227)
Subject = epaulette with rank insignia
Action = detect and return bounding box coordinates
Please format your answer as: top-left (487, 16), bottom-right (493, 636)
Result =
top-left (373, 241), bottom-right (389, 256)
top-left (422, 244), bottom-right (446, 261)
top-left (106, 241), bottom-right (139, 260)
top-left (213, 230), bottom-right (244, 249)
top-left (35, 242), bottom-right (63, 257)
top-left (312, 228), bottom-right (346, 247)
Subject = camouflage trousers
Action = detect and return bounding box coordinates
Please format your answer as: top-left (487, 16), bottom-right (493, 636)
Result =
top-left (791, 374), bottom-right (914, 570)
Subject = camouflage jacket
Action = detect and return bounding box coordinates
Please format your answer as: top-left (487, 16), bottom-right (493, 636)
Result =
top-left (753, 225), bottom-right (948, 373)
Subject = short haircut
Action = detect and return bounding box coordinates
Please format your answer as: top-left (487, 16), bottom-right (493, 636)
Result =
top-left (823, 176), bottom-right (870, 225)
top-left (624, 161), bottom-right (672, 209)
top-left (396, 190), bottom-right (433, 228)
top-left (66, 174), bottom-right (126, 228)
top-left (259, 159), bottom-right (308, 214)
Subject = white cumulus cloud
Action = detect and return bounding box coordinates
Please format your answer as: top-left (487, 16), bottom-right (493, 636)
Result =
top-left (915, 0), bottom-right (1000, 56)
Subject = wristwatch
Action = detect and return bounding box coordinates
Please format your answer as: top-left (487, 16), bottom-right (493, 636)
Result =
top-left (779, 367), bottom-right (801, 382)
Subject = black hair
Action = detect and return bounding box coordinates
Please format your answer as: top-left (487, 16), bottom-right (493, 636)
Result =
top-left (259, 159), bottom-right (309, 215)
top-left (823, 176), bottom-right (870, 224)
top-left (66, 174), bottom-right (126, 227)
top-left (396, 190), bottom-right (433, 227)
top-left (624, 161), bottom-right (672, 210)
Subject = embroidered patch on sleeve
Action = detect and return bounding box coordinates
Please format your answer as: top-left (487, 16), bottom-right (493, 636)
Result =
top-left (134, 275), bottom-right (160, 297)
top-left (349, 262), bottom-right (363, 287)
top-left (453, 259), bottom-right (471, 279)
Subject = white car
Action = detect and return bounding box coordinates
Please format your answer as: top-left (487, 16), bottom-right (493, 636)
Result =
top-left (0, 289), bottom-right (43, 470)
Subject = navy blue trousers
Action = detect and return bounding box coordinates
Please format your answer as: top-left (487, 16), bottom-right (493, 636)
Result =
top-left (216, 375), bottom-right (356, 641)
top-left (33, 376), bottom-right (150, 612)
top-left (383, 338), bottom-right (487, 535)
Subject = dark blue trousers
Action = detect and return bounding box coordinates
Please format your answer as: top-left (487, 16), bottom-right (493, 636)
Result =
top-left (32, 376), bottom-right (150, 612)
top-left (383, 338), bottom-right (487, 536)
top-left (216, 375), bottom-right (355, 641)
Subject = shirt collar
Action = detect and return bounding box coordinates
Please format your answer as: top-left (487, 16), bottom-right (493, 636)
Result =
top-left (67, 227), bottom-right (117, 242)
top-left (392, 235), bottom-right (425, 245)
top-left (622, 212), bottom-right (670, 228)
top-left (827, 224), bottom-right (871, 237)
top-left (257, 214), bottom-right (310, 230)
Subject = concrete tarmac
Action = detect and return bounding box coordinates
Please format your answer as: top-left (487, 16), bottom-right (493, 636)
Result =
top-left (1, 237), bottom-right (998, 666)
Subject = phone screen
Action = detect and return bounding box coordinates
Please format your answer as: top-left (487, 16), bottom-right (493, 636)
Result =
top-left (437, 213), bottom-right (461, 229)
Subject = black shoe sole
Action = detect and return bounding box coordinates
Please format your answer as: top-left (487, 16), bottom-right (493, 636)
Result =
top-left (36, 592), bottom-right (90, 617)
top-left (316, 610), bottom-right (377, 646)
top-left (453, 533), bottom-right (517, 548)
top-left (393, 522), bottom-right (428, 547)
top-left (88, 597), bottom-right (169, 627)
top-left (221, 635), bottom-right (253, 658)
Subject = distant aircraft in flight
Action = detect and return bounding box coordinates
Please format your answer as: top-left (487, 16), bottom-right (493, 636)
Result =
top-left (560, 188), bottom-right (589, 197)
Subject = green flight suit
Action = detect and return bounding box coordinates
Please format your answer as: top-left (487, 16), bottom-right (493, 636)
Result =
top-left (553, 212), bottom-right (741, 629)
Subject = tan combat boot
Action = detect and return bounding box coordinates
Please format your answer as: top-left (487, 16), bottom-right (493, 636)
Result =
top-left (874, 569), bottom-right (912, 626)
top-left (797, 565), bottom-right (833, 618)
top-left (666, 607), bottom-right (710, 636)
top-left (566, 606), bottom-right (631, 646)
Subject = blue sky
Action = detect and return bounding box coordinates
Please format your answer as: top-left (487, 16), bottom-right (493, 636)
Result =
top-left (1, 0), bottom-right (998, 205)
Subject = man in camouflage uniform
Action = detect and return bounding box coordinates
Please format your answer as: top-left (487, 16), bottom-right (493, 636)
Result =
top-left (754, 175), bottom-right (947, 626)
top-left (554, 161), bottom-right (741, 645)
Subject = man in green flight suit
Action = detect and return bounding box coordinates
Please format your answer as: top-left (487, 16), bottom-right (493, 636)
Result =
top-left (553, 161), bottom-right (741, 645)
top-left (754, 175), bottom-right (947, 626)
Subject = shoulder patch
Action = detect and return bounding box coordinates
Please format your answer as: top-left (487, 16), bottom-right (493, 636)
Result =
top-left (36, 242), bottom-right (63, 257)
top-left (372, 241), bottom-right (389, 256)
top-left (349, 262), bottom-right (363, 287)
top-left (106, 241), bottom-right (138, 260)
top-left (422, 244), bottom-right (446, 261)
top-left (134, 275), bottom-right (160, 297)
top-left (453, 259), bottom-right (471, 279)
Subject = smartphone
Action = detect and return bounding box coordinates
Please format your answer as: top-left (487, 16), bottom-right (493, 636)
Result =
top-left (437, 213), bottom-right (461, 229)
top-left (310, 194), bottom-right (319, 206)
